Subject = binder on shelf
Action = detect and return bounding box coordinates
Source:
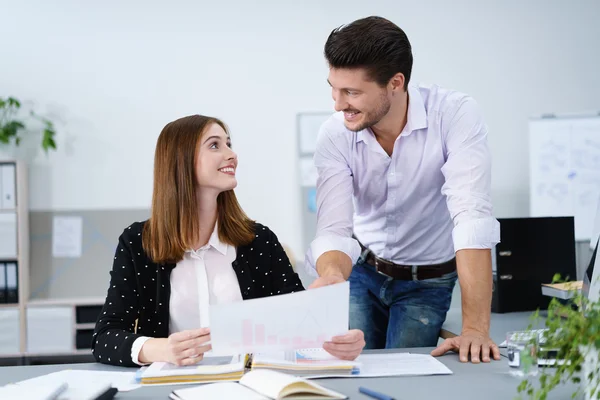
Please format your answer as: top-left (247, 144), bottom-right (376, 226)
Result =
top-left (5, 263), bottom-right (18, 304)
top-left (1, 163), bottom-right (16, 209)
top-left (0, 263), bottom-right (6, 304)
top-left (0, 212), bottom-right (17, 259)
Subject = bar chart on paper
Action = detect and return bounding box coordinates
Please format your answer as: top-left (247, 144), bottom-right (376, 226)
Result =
top-left (237, 314), bottom-right (328, 349)
top-left (209, 282), bottom-right (349, 355)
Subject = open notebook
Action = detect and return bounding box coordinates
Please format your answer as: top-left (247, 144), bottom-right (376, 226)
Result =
top-left (169, 370), bottom-right (347, 400)
top-left (139, 354), bottom-right (249, 385)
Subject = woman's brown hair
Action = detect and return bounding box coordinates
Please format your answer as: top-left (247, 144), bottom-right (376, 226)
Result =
top-left (142, 115), bottom-right (255, 264)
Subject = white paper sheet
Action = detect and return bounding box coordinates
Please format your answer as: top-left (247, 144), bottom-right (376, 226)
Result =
top-left (14, 370), bottom-right (141, 398)
top-left (52, 216), bottom-right (83, 258)
top-left (142, 355), bottom-right (245, 378)
top-left (0, 381), bottom-right (68, 400)
top-left (348, 353), bottom-right (453, 377)
top-left (253, 349), bottom-right (452, 378)
top-left (210, 282), bottom-right (349, 355)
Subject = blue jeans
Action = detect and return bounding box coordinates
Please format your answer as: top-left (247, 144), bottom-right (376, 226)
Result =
top-left (349, 260), bottom-right (457, 349)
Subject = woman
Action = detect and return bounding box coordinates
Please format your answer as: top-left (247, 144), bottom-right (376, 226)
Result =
top-left (92, 115), bottom-right (365, 367)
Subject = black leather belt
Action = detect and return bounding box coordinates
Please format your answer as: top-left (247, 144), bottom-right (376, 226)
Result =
top-left (358, 241), bottom-right (456, 281)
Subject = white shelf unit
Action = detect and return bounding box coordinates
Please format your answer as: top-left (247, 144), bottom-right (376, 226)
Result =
top-left (0, 160), bottom-right (28, 357)
top-left (0, 160), bottom-right (104, 362)
top-left (25, 297), bottom-right (105, 357)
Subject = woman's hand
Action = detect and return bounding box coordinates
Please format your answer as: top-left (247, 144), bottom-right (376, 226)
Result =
top-left (163, 328), bottom-right (212, 366)
top-left (323, 329), bottom-right (365, 361)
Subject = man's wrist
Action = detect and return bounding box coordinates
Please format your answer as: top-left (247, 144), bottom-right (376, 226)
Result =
top-left (318, 265), bottom-right (345, 279)
top-left (461, 325), bottom-right (490, 337)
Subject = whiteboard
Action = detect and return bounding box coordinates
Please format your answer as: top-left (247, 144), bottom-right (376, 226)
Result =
top-left (529, 115), bottom-right (600, 241)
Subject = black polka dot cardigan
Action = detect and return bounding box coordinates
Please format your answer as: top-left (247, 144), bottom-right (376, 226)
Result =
top-left (92, 220), bottom-right (305, 367)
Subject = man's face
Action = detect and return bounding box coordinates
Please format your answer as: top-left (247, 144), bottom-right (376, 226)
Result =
top-left (328, 67), bottom-right (391, 132)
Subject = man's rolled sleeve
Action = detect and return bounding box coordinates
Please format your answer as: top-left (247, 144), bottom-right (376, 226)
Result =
top-left (452, 217), bottom-right (500, 252)
top-left (441, 97), bottom-right (501, 253)
top-left (305, 235), bottom-right (361, 277)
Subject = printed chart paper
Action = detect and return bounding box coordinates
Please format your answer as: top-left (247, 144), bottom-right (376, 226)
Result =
top-left (210, 282), bottom-right (349, 355)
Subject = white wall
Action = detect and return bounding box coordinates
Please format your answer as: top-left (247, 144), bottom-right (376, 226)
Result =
top-left (1, 0), bottom-right (599, 258)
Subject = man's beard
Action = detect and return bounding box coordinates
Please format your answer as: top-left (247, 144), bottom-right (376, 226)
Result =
top-left (345, 95), bottom-right (391, 132)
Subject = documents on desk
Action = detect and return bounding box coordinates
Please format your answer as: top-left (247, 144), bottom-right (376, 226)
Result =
top-left (252, 349), bottom-right (451, 378)
top-left (8, 369), bottom-right (140, 399)
top-left (209, 282), bottom-right (350, 355)
top-left (253, 350), bottom-right (452, 379)
top-left (139, 352), bottom-right (359, 385)
top-left (0, 381), bottom-right (67, 400)
top-left (140, 349), bottom-right (451, 386)
top-left (141, 283), bottom-right (451, 386)
top-left (170, 369), bottom-right (347, 400)
top-left (351, 352), bottom-right (452, 378)
top-left (250, 348), bottom-right (359, 377)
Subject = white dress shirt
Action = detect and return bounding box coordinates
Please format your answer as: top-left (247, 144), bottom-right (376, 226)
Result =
top-left (305, 83), bottom-right (501, 274)
top-left (131, 225), bottom-right (242, 365)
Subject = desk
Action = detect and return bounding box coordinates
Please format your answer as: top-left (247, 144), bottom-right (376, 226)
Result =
top-left (0, 347), bottom-right (578, 400)
top-left (0, 311), bottom-right (578, 399)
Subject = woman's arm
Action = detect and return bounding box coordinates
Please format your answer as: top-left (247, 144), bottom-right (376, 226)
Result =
top-left (92, 228), bottom-right (146, 367)
top-left (266, 227), bottom-right (305, 294)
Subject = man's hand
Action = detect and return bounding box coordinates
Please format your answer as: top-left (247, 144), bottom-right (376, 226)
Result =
top-left (308, 272), bottom-right (345, 289)
top-left (430, 330), bottom-right (500, 363)
top-left (323, 329), bottom-right (365, 360)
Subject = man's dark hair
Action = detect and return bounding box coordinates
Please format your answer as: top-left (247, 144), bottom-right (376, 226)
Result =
top-left (324, 16), bottom-right (413, 90)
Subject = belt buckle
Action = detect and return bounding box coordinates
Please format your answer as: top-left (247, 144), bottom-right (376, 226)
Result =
top-left (373, 258), bottom-right (390, 278)
top-left (411, 265), bottom-right (419, 281)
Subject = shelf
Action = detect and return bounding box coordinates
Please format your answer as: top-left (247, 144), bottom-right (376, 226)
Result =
top-left (27, 297), bottom-right (105, 307)
top-left (0, 303), bottom-right (20, 309)
top-left (0, 352), bottom-right (22, 358)
top-left (23, 349), bottom-right (93, 358)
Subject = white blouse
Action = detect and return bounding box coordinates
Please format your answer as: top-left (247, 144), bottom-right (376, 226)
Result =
top-left (130, 226), bottom-right (242, 364)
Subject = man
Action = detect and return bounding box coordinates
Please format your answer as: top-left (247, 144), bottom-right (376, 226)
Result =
top-left (305, 16), bottom-right (501, 364)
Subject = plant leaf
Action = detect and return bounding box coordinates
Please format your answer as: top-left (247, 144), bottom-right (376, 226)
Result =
top-left (7, 97), bottom-right (21, 108)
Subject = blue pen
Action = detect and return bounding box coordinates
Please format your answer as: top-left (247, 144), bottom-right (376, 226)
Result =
top-left (359, 386), bottom-right (396, 400)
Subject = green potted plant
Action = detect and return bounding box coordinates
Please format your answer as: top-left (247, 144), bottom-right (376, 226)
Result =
top-left (0, 96), bottom-right (57, 153)
top-left (517, 274), bottom-right (600, 400)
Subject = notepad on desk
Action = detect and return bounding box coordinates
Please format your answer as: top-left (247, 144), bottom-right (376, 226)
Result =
top-left (251, 348), bottom-right (359, 377)
top-left (169, 370), bottom-right (347, 400)
top-left (139, 355), bottom-right (248, 385)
